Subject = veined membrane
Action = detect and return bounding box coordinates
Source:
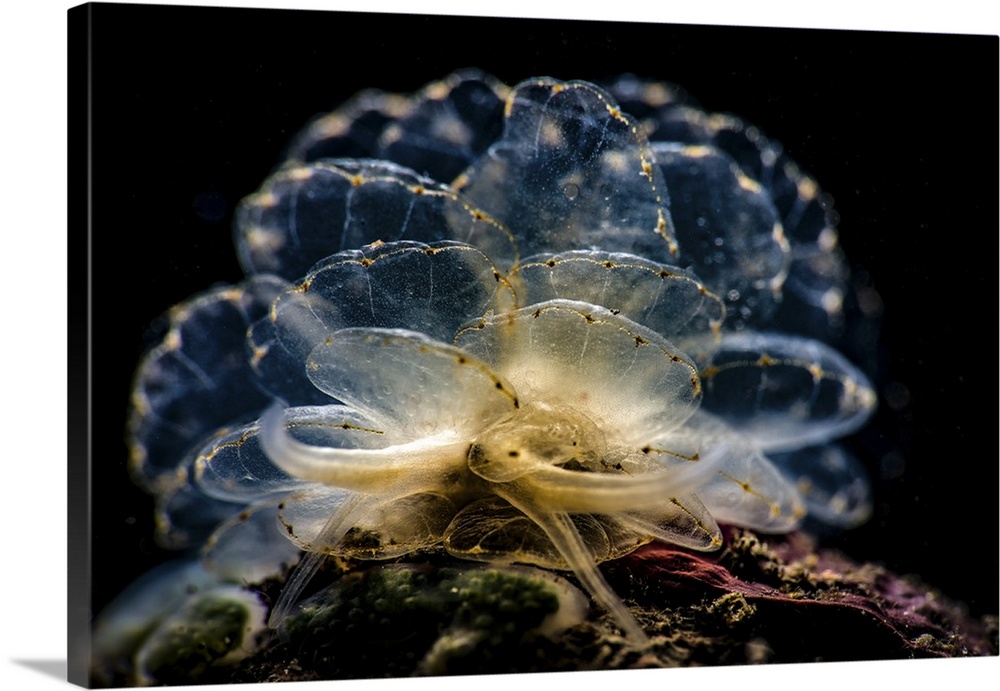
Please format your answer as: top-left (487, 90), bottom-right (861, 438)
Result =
top-left (100, 72), bottom-right (877, 682)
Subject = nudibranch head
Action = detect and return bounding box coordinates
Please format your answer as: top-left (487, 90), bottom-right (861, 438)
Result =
top-left (107, 71), bottom-right (878, 673)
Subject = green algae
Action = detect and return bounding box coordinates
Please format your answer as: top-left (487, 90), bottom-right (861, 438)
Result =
top-left (138, 594), bottom-right (252, 684)
top-left (277, 564), bottom-right (579, 677)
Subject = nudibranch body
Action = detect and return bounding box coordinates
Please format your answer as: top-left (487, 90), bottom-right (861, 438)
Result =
top-left (101, 71), bottom-right (877, 678)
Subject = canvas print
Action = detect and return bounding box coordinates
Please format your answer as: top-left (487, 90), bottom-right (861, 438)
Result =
top-left (70, 3), bottom-right (998, 687)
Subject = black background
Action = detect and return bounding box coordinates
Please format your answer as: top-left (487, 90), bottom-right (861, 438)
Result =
top-left (85, 4), bottom-right (998, 623)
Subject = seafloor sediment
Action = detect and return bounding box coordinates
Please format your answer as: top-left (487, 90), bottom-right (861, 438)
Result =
top-left (166, 528), bottom-right (997, 685)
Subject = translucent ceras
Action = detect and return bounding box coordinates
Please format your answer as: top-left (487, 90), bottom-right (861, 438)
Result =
top-left (115, 72), bottom-right (876, 654)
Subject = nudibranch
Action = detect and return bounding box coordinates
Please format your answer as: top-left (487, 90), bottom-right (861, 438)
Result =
top-left (100, 71), bottom-right (877, 678)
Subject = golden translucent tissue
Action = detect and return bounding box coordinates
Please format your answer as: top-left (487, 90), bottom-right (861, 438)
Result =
top-left (102, 72), bottom-right (877, 669)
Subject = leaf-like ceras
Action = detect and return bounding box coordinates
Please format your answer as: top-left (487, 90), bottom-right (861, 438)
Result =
top-left (119, 73), bottom-right (877, 651)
